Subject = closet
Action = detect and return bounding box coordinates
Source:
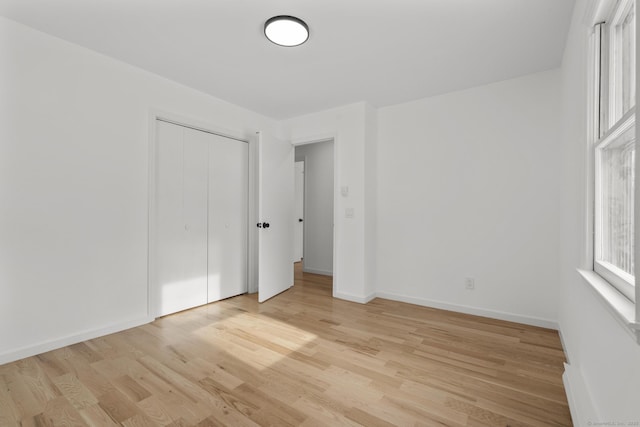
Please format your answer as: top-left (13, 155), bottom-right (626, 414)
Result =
top-left (155, 120), bottom-right (248, 317)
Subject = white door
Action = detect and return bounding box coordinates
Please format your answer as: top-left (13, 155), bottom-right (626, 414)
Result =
top-left (156, 122), bottom-right (209, 316)
top-left (294, 161), bottom-right (305, 262)
top-left (208, 134), bottom-right (249, 302)
top-left (257, 132), bottom-right (294, 303)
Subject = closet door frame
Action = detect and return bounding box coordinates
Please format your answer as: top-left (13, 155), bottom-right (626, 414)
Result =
top-left (147, 109), bottom-right (256, 319)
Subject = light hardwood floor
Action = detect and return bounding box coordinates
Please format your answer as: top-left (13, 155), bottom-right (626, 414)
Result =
top-left (0, 264), bottom-right (572, 426)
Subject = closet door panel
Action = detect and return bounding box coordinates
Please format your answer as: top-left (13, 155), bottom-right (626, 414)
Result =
top-left (155, 122), bottom-right (208, 317)
top-left (156, 121), bottom-right (185, 316)
top-left (180, 127), bottom-right (209, 309)
top-left (208, 135), bottom-right (248, 302)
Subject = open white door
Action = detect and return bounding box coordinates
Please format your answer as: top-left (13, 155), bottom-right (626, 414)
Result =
top-left (294, 161), bottom-right (305, 262)
top-left (257, 132), bottom-right (294, 302)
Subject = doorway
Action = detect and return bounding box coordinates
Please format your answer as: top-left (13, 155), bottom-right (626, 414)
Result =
top-left (293, 140), bottom-right (334, 277)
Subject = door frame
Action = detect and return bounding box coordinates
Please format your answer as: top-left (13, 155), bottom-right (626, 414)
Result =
top-left (147, 109), bottom-right (254, 318)
top-left (291, 135), bottom-right (338, 297)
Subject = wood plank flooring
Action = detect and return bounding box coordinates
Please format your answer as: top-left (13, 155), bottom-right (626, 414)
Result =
top-left (0, 263), bottom-right (572, 426)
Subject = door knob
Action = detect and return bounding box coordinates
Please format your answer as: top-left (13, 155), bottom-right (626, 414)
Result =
top-left (257, 222), bottom-right (270, 228)
top-left (298, 218), bottom-right (303, 222)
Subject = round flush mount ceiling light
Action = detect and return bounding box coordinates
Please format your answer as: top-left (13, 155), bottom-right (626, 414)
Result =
top-left (264, 15), bottom-right (309, 47)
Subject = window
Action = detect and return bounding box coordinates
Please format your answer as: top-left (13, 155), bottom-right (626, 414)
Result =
top-left (594, 0), bottom-right (637, 302)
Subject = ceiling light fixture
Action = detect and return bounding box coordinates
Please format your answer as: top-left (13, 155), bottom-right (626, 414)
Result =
top-left (264, 15), bottom-right (309, 47)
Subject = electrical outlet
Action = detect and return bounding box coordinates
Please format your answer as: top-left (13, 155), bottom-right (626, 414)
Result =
top-left (465, 277), bottom-right (475, 290)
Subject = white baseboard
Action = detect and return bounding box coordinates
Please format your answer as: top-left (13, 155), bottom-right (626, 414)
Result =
top-left (374, 291), bottom-right (559, 330)
top-left (0, 316), bottom-right (153, 366)
top-left (302, 267), bottom-right (333, 276)
top-left (563, 362), bottom-right (598, 425)
top-left (558, 327), bottom-right (571, 364)
top-left (334, 291), bottom-right (376, 304)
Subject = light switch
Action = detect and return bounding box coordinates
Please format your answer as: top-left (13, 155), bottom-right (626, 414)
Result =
top-left (341, 186), bottom-right (349, 197)
top-left (345, 208), bottom-right (354, 219)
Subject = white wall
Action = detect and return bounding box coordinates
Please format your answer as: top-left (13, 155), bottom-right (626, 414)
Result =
top-left (364, 104), bottom-right (378, 297)
top-left (558, 0), bottom-right (640, 420)
top-left (295, 141), bottom-right (334, 276)
top-left (375, 70), bottom-right (563, 328)
top-left (282, 103), bottom-right (376, 302)
top-left (0, 16), bottom-right (277, 363)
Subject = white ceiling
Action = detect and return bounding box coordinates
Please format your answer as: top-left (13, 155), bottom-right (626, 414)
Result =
top-left (0, 0), bottom-right (575, 119)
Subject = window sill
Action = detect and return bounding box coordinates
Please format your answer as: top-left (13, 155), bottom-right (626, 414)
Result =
top-left (577, 269), bottom-right (640, 344)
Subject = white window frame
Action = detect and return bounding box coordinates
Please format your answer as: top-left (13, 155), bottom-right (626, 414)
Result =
top-left (594, 110), bottom-right (636, 301)
top-left (608, 0), bottom-right (636, 123)
top-left (581, 0), bottom-right (640, 342)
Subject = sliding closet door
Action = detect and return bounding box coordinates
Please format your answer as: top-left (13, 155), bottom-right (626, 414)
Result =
top-left (208, 135), bottom-right (248, 302)
top-left (156, 121), bottom-right (208, 317)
